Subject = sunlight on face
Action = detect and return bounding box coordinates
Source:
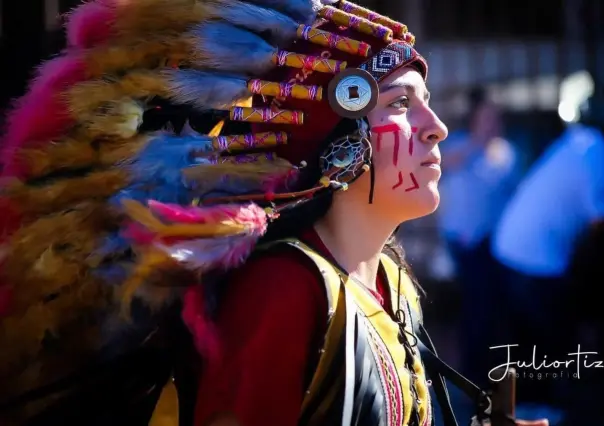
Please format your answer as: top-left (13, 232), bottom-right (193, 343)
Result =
top-left (353, 66), bottom-right (448, 222)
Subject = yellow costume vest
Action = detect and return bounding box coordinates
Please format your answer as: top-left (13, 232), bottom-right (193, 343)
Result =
top-left (278, 239), bottom-right (433, 426)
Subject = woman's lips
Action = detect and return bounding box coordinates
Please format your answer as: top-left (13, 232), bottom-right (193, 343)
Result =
top-left (420, 158), bottom-right (441, 167)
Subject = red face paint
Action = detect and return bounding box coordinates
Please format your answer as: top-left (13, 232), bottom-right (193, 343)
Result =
top-left (372, 123), bottom-right (401, 165)
top-left (404, 173), bottom-right (419, 192)
top-left (392, 171), bottom-right (404, 190)
top-left (409, 127), bottom-right (417, 156)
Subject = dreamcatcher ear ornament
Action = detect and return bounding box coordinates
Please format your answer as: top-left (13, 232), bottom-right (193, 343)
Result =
top-left (319, 119), bottom-right (372, 187)
top-left (261, 129), bottom-right (372, 217)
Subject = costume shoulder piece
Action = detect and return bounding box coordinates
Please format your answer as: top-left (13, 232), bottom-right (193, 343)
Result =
top-left (0, 0), bottom-right (427, 409)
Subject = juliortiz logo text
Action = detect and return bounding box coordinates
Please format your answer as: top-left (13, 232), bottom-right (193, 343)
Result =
top-left (488, 344), bottom-right (604, 382)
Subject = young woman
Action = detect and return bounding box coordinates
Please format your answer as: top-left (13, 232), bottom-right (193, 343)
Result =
top-left (0, 0), bottom-right (548, 425)
top-left (194, 63), bottom-right (447, 426)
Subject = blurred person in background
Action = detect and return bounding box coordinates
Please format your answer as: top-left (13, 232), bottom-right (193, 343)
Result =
top-left (436, 87), bottom-right (521, 385)
top-left (491, 93), bottom-right (604, 422)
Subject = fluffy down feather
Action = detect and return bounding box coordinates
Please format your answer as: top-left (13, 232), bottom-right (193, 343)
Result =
top-left (123, 201), bottom-right (268, 271)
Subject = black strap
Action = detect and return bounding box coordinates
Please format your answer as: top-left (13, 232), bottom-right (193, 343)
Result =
top-left (416, 323), bottom-right (499, 426)
top-left (368, 160), bottom-right (376, 204)
top-left (415, 325), bottom-right (459, 426)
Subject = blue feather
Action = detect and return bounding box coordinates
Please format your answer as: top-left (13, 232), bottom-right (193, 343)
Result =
top-left (130, 134), bottom-right (213, 186)
top-left (245, 0), bottom-right (320, 24)
top-left (93, 262), bottom-right (130, 286)
top-left (94, 234), bottom-right (130, 260)
top-left (202, 0), bottom-right (299, 45)
top-left (110, 133), bottom-right (212, 207)
top-left (190, 22), bottom-right (276, 75)
top-left (163, 69), bottom-right (250, 110)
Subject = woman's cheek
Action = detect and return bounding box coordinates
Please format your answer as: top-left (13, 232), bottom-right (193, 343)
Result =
top-left (370, 123), bottom-right (421, 194)
top-left (371, 119), bottom-right (412, 167)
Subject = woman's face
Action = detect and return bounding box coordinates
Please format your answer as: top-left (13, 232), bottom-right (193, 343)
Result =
top-left (358, 66), bottom-right (448, 221)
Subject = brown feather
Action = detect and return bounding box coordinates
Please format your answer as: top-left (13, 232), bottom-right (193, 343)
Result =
top-left (19, 136), bottom-right (97, 179)
top-left (66, 71), bottom-right (169, 119)
top-left (19, 134), bottom-right (150, 180)
top-left (85, 37), bottom-right (191, 78)
top-left (5, 169), bottom-right (128, 217)
top-left (4, 203), bottom-right (114, 313)
top-left (111, 0), bottom-right (206, 40)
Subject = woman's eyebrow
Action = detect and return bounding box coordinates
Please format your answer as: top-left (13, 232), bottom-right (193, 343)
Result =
top-left (381, 81), bottom-right (430, 101)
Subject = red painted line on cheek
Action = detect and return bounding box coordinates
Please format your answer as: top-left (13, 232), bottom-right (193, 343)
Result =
top-left (409, 127), bottom-right (417, 156)
top-left (392, 131), bottom-right (400, 166)
top-left (404, 173), bottom-right (419, 192)
top-left (372, 124), bottom-right (401, 133)
top-left (392, 171), bottom-right (403, 190)
top-left (373, 123), bottom-right (402, 163)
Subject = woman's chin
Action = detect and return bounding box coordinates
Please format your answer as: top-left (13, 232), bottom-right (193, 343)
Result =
top-left (413, 185), bottom-right (441, 217)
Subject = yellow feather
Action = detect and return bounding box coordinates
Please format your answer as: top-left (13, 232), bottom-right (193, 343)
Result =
top-left (81, 100), bottom-right (144, 139)
top-left (207, 95), bottom-right (254, 137)
top-left (119, 249), bottom-right (172, 317)
top-left (121, 199), bottom-right (247, 238)
top-left (121, 199), bottom-right (167, 232)
top-left (155, 222), bottom-right (246, 238)
top-left (208, 120), bottom-right (225, 138)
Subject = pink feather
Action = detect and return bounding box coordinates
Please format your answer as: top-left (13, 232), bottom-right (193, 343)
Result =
top-left (65, 0), bottom-right (117, 48)
top-left (148, 201), bottom-right (268, 233)
top-left (182, 285), bottom-right (220, 360)
top-left (1, 54), bottom-right (88, 179)
top-left (120, 223), bottom-right (156, 245)
top-left (161, 234), bottom-right (260, 270)
top-left (121, 202), bottom-right (267, 271)
top-left (1, 0), bottom-right (125, 180)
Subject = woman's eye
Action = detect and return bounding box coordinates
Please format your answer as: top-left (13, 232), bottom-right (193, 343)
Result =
top-left (389, 97), bottom-right (409, 110)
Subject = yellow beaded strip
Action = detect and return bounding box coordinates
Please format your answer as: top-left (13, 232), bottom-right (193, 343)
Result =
top-left (230, 107), bottom-right (304, 125)
top-left (318, 6), bottom-right (393, 43)
top-left (296, 25), bottom-right (371, 57)
top-left (247, 79), bottom-right (323, 101)
top-left (338, 0), bottom-right (409, 40)
top-left (211, 131), bottom-right (288, 153)
top-left (271, 51), bottom-right (347, 74)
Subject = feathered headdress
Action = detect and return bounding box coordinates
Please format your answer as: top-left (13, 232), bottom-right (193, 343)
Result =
top-left (0, 0), bottom-right (427, 408)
